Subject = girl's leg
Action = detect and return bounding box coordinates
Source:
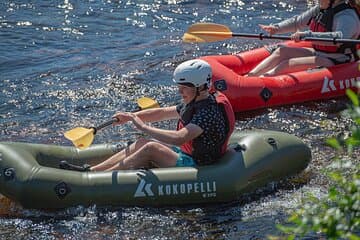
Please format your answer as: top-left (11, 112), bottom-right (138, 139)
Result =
top-left (91, 138), bottom-right (151, 171)
top-left (106, 141), bottom-right (179, 171)
top-left (248, 46), bottom-right (316, 76)
top-left (264, 55), bottom-right (334, 76)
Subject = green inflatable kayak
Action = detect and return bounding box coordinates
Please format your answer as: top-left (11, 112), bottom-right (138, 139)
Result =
top-left (0, 130), bottom-right (311, 209)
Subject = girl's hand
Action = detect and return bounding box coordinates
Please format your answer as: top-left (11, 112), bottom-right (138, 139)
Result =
top-left (128, 113), bottom-right (146, 130)
top-left (291, 31), bottom-right (307, 42)
top-left (112, 112), bottom-right (132, 125)
top-left (259, 24), bottom-right (279, 35)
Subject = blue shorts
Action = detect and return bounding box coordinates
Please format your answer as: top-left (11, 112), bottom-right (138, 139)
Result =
top-left (171, 146), bottom-right (197, 167)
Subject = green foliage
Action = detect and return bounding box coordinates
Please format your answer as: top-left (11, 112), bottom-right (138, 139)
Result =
top-left (275, 90), bottom-right (360, 240)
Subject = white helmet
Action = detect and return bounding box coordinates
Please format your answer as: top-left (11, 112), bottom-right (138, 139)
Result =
top-left (173, 59), bottom-right (212, 88)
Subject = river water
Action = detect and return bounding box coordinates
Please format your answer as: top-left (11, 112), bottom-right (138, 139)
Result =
top-left (0, 0), bottom-right (358, 239)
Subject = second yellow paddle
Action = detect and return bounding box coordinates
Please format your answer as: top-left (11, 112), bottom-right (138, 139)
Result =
top-left (183, 22), bottom-right (360, 44)
top-left (64, 97), bottom-right (159, 149)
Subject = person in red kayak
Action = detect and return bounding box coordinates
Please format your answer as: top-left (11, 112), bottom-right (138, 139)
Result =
top-left (61, 59), bottom-right (235, 171)
top-left (351, 0), bottom-right (360, 13)
top-left (248, 0), bottom-right (360, 77)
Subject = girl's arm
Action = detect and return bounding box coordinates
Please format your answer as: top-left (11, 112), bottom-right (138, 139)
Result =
top-left (113, 106), bottom-right (179, 125)
top-left (272, 6), bottom-right (319, 34)
top-left (129, 113), bottom-right (203, 146)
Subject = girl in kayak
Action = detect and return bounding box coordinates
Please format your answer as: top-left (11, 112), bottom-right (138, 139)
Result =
top-left (247, 0), bottom-right (360, 77)
top-left (61, 59), bottom-right (235, 171)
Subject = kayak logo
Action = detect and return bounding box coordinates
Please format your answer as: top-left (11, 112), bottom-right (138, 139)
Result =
top-left (134, 179), bottom-right (217, 198)
top-left (134, 179), bottom-right (154, 197)
top-left (321, 76), bottom-right (360, 94)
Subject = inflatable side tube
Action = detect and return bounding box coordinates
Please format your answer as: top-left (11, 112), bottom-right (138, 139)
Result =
top-left (0, 130), bottom-right (311, 209)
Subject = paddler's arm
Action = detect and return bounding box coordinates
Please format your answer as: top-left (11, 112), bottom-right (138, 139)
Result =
top-left (128, 112), bottom-right (203, 146)
top-left (113, 106), bottom-right (179, 125)
top-left (270, 6), bottom-right (318, 34)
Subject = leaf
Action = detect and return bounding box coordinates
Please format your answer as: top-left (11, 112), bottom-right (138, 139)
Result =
top-left (348, 233), bottom-right (360, 240)
top-left (328, 187), bottom-right (339, 200)
top-left (326, 138), bottom-right (342, 150)
top-left (346, 137), bottom-right (360, 147)
top-left (346, 89), bottom-right (359, 106)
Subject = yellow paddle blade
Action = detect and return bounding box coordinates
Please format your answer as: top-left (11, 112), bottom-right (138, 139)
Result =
top-left (182, 23), bottom-right (233, 43)
top-left (64, 97), bottom-right (159, 149)
top-left (64, 127), bottom-right (95, 149)
top-left (137, 97), bottom-right (160, 109)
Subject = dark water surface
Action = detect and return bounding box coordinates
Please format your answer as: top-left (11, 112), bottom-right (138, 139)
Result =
top-left (0, 0), bottom-right (357, 239)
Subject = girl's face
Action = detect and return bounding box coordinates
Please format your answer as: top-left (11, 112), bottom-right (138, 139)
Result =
top-left (177, 84), bottom-right (196, 104)
top-left (319, 0), bottom-right (331, 9)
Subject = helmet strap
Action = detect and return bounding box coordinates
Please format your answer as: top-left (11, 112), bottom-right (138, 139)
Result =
top-left (196, 87), bottom-right (201, 97)
top-left (189, 87), bottom-right (201, 104)
top-left (329, 0), bottom-right (335, 8)
top-left (189, 85), bottom-right (208, 104)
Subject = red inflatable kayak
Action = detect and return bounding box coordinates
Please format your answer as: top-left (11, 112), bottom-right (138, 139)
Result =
top-left (201, 41), bottom-right (360, 112)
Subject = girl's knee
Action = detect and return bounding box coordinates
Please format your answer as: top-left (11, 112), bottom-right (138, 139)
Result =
top-left (143, 142), bottom-right (172, 159)
top-left (269, 48), bottom-right (283, 60)
top-left (141, 141), bottom-right (159, 154)
top-left (133, 138), bottom-right (152, 148)
top-left (273, 46), bottom-right (288, 57)
top-left (127, 138), bottom-right (154, 155)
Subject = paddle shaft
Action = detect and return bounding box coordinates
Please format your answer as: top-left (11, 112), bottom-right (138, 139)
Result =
top-left (92, 106), bottom-right (144, 133)
top-left (64, 97), bottom-right (159, 149)
top-left (94, 118), bottom-right (118, 132)
top-left (232, 33), bottom-right (360, 44)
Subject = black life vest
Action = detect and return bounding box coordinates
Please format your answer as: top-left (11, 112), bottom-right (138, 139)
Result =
top-left (308, 2), bottom-right (359, 59)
